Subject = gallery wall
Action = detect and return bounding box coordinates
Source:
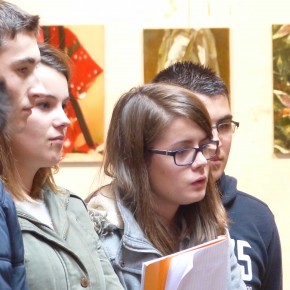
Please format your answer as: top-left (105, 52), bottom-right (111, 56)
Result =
top-left (10, 0), bottom-right (290, 287)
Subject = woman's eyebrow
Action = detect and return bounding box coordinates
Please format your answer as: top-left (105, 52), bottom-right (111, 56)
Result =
top-left (41, 95), bottom-right (70, 101)
top-left (13, 57), bottom-right (38, 66)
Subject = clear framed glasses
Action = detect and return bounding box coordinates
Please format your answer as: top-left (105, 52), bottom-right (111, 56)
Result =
top-left (212, 120), bottom-right (239, 135)
top-left (148, 140), bottom-right (219, 166)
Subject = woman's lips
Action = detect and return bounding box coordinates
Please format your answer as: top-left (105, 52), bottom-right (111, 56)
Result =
top-left (49, 136), bottom-right (64, 145)
top-left (191, 176), bottom-right (207, 187)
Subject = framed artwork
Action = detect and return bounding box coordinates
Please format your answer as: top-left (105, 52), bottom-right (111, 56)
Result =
top-left (272, 24), bottom-right (290, 156)
top-left (40, 25), bottom-right (104, 162)
top-left (143, 28), bottom-right (230, 91)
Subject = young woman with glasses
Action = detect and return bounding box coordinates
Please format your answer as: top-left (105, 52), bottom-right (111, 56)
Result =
top-left (86, 83), bottom-right (246, 290)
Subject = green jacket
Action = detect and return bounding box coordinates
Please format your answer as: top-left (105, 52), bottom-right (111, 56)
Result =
top-left (17, 186), bottom-right (124, 290)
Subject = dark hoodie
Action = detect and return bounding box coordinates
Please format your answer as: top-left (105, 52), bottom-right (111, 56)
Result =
top-left (219, 173), bottom-right (283, 290)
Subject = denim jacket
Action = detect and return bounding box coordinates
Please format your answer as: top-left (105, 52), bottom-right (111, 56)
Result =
top-left (87, 187), bottom-right (246, 290)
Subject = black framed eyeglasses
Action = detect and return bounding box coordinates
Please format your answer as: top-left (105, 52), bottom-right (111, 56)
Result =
top-left (212, 120), bottom-right (239, 135)
top-left (148, 140), bottom-right (219, 166)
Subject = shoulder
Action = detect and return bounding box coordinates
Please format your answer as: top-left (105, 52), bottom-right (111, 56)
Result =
top-left (0, 182), bottom-right (17, 221)
top-left (53, 186), bottom-right (87, 209)
top-left (0, 181), bottom-right (13, 209)
top-left (69, 193), bottom-right (87, 207)
top-left (222, 175), bottom-right (274, 217)
top-left (227, 188), bottom-right (280, 244)
top-left (49, 187), bottom-right (90, 224)
top-left (87, 185), bottom-right (124, 230)
top-left (57, 189), bottom-right (104, 239)
top-left (222, 177), bottom-right (278, 234)
top-left (87, 191), bottom-right (124, 263)
top-left (234, 190), bottom-right (274, 217)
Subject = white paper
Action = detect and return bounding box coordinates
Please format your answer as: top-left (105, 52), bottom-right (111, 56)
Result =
top-left (165, 237), bottom-right (229, 290)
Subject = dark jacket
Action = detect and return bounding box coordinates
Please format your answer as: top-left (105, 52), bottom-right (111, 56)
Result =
top-left (219, 173), bottom-right (283, 290)
top-left (0, 181), bottom-right (27, 290)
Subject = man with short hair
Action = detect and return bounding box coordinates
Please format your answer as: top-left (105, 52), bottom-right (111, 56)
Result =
top-left (152, 61), bottom-right (282, 290)
top-left (0, 1), bottom-right (42, 289)
top-left (0, 0), bottom-right (42, 132)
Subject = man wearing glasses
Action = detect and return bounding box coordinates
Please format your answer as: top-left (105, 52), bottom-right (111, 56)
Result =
top-left (152, 61), bottom-right (282, 290)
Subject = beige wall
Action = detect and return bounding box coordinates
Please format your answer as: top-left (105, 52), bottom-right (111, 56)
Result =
top-left (10, 0), bottom-right (289, 287)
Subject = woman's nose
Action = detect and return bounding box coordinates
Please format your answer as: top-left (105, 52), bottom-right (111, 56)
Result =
top-left (191, 151), bottom-right (207, 168)
top-left (54, 109), bottom-right (71, 128)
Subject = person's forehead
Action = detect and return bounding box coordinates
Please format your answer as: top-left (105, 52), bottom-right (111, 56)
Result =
top-left (0, 31), bottom-right (40, 62)
top-left (195, 92), bottom-right (229, 103)
top-left (194, 93), bottom-right (229, 108)
top-left (36, 63), bottom-right (69, 99)
top-left (194, 93), bottom-right (231, 121)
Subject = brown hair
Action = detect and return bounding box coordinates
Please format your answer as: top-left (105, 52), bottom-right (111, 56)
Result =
top-left (98, 83), bottom-right (227, 255)
top-left (0, 0), bottom-right (39, 47)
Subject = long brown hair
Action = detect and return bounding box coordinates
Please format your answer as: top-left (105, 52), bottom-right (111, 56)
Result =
top-left (0, 43), bottom-right (70, 200)
top-left (100, 83), bottom-right (227, 255)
